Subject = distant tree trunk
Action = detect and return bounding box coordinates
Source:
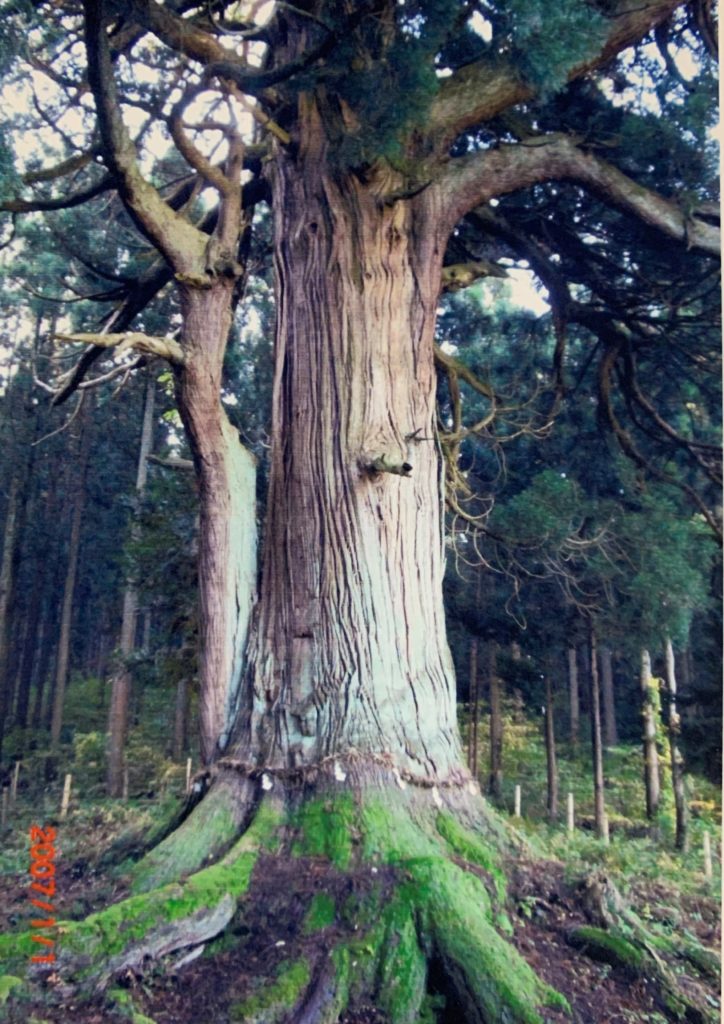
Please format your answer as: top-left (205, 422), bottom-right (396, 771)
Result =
top-left (31, 601), bottom-right (55, 733)
top-left (640, 648), bottom-right (661, 820)
top-left (488, 643), bottom-right (503, 799)
top-left (49, 414), bottom-right (91, 764)
top-left (589, 628), bottom-right (608, 841)
top-left (0, 473), bottom-right (22, 762)
top-left (468, 634), bottom-right (479, 774)
top-left (107, 376), bottom-right (155, 796)
top-left (568, 646), bottom-right (579, 749)
top-left (544, 669), bottom-right (558, 822)
top-left (599, 645), bottom-right (618, 748)
top-left (664, 637), bottom-right (688, 850)
top-left (172, 677), bottom-right (189, 762)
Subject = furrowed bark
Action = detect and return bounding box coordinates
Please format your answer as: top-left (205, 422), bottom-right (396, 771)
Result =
top-left (233, 106), bottom-right (463, 781)
top-left (107, 375), bottom-right (156, 796)
top-left (175, 283), bottom-right (257, 765)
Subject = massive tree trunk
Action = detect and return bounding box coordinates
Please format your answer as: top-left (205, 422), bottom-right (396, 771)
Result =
top-left (107, 375), bottom-right (156, 796)
top-left (174, 281), bottom-right (257, 766)
top-left (231, 133), bottom-right (461, 782)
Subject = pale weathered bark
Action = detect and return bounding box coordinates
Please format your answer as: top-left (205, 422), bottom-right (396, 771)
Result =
top-left (107, 375), bottom-right (156, 796)
top-left (233, 123), bottom-right (462, 782)
top-left (50, 416), bottom-right (91, 760)
top-left (175, 283), bottom-right (257, 766)
top-left (488, 643), bottom-right (503, 799)
top-left (640, 648), bottom-right (661, 820)
top-left (589, 629), bottom-right (608, 841)
top-left (664, 637), bottom-right (688, 850)
top-left (599, 645), bottom-right (618, 748)
top-left (544, 670), bottom-right (558, 822)
top-left (568, 645), bottom-right (580, 749)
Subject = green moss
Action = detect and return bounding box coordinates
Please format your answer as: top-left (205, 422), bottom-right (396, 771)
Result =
top-left (131, 782), bottom-right (243, 893)
top-left (230, 958), bottom-right (311, 1023)
top-left (408, 858), bottom-right (565, 1024)
top-left (435, 813), bottom-right (507, 903)
top-left (568, 926), bottom-right (644, 973)
top-left (360, 799), bottom-right (441, 864)
top-left (303, 891), bottom-right (336, 933)
top-left (291, 794), bottom-right (356, 869)
top-left (375, 898), bottom-right (427, 1024)
top-left (0, 976), bottom-right (22, 1006)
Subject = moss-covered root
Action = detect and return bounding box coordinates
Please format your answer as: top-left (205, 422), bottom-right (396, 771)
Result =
top-left (131, 776), bottom-right (258, 893)
top-left (567, 925), bottom-right (718, 1024)
top-left (409, 858), bottom-right (568, 1024)
top-left (0, 797), bottom-right (281, 996)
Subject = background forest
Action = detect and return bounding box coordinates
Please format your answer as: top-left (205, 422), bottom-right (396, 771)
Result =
top-left (0, 0), bottom-right (720, 1022)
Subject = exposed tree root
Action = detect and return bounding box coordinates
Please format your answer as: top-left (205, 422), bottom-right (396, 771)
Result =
top-left (1, 774), bottom-right (718, 1024)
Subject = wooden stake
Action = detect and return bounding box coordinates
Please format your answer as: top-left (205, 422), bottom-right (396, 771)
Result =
top-left (1, 788), bottom-right (7, 826)
top-left (514, 784), bottom-right (521, 818)
top-left (567, 792), bottom-right (575, 832)
top-left (703, 832), bottom-right (713, 882)
top-left (122, 768), bottom-right (129, 801)
top-left (60, 773), bottom-right (72, 820)
top-left (602, 814), bottom-right (610, 846)
top-left (185, 757), bottom-right (192, 795)
top-left (10, 761), bottom-right (20, 802)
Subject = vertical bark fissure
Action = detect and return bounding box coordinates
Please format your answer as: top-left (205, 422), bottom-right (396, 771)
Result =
top-left (107, 375), bottom-right (156, 796)
top-left (236, 126), bottom-right (462, 780)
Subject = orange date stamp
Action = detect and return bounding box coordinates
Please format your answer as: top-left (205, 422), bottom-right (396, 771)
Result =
top-left (28, 825), bottom-right (57, 963)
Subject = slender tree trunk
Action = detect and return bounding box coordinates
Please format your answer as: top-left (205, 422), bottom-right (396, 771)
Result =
top-left (599, 645), bottom-right (618, 748)
top-left (664, 637), bottom-right (688, 850)
top-left (568, 646), bottom-right (579, 749)
top-left (589, 628), bottom-right (608, 841)
top-left (468, 634), bottom-right (479, 774)
top-left (49, 415), bottom-right (91, 763)
top-left (107, 376), bottom-right (156, 796)
top-left (544, 670), bottom-right (558, 822)
top-left (488, 643), bottom-right (503, 799)
top-left (31, 602), bottom-right (55, 733)
top-left (174, 281), bottom-right (257, 766)
top-left (231, 136), bottom-right (462, 780)
top-left (640, 648), bottom-right (661, 820)
top-left (172, 677), bottom-right (189, 762)
top-left (0, 473), bottom-right (23, 762)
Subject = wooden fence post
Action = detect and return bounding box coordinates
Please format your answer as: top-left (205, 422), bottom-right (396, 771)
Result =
top-left (185, 758), bottom-right (192, 795)
top-left (60, 773), bottom-right (72, 820)
top-left (10, 761), bottom-right (20, 802)
top-left (514, 784), bottom-right (521, 818)
top-left (567, 792), bottom-right (575, 833)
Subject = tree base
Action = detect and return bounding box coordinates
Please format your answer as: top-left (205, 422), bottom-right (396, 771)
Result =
top-left (0, 765), bottom-right (718, 1023)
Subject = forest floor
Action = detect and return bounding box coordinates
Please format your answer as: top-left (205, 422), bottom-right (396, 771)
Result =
top-left (0, 717), bottom-right (720, 1024)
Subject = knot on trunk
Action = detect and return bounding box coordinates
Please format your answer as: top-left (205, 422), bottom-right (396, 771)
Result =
top-left (367, 453), bottom-right (413, 477)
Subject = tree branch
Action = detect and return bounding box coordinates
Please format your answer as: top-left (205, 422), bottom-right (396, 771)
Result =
top-left (437, 135), bottom-right (720, 256)
top-left (428, 0), bottom-right (688, 144)
top-left (83, 0), bottom-right (207, 273)
top-left (55, 331), bottom-right (186, 366)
